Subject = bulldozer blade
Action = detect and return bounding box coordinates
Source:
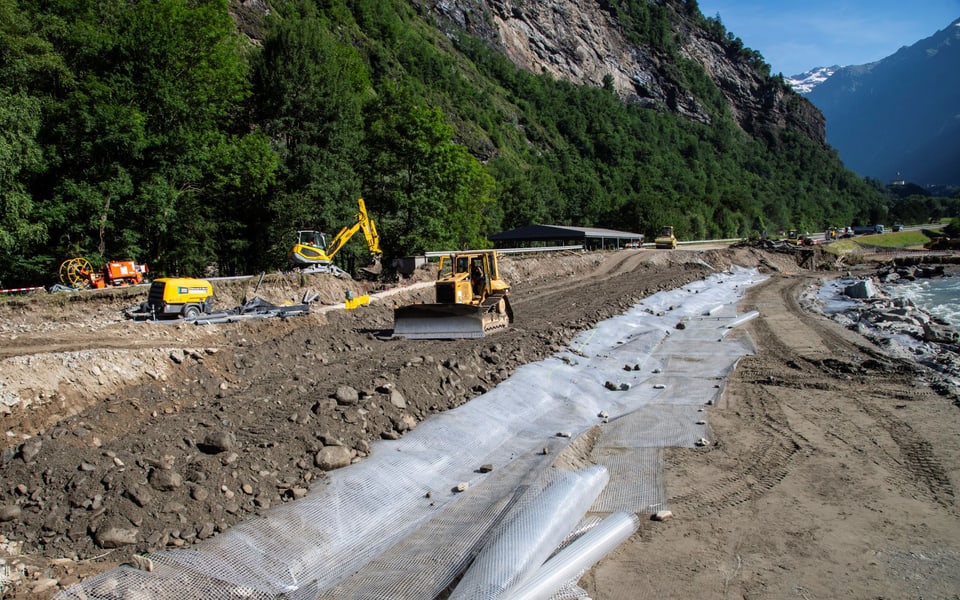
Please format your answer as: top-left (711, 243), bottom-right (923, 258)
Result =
top-left (393, 304), bottom-right (506, 339)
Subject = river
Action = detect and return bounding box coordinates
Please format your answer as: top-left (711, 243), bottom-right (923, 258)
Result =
top-left (884, 274), bottom-right (960, 327)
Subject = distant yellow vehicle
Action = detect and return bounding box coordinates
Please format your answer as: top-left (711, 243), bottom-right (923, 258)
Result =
top-left (144, 277), bottom-right (215, 319)
top-left (290, 198), bottom-right (382, 275)
top-left (654, 226), bottom-right (678, 249)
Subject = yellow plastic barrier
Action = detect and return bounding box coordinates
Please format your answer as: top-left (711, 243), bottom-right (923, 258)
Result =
top-left (345, 294), bottom-right (370, 310)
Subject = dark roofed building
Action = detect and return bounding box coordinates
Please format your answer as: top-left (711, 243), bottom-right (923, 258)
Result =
top-left (489, 224), bottom-right (643, 250)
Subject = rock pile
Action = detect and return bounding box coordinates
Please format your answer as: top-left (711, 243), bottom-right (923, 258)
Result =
top-left (832, 265), bottom-right (959, 400)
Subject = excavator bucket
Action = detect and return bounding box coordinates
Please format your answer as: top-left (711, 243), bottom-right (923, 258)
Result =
top-left (360, 256), bottom-right (382, 277)
top-left (393, 299), bottom-right (511, 340)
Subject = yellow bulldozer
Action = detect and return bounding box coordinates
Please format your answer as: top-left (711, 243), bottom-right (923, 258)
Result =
top-left (654, 225), bottom-right (677, 249)
top-left (290, 198), bottom-right (382, 276)
top-left (393, 250), bottom-right (514, 339)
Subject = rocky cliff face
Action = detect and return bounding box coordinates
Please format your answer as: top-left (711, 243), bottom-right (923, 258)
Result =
top-left (424, 0), bottom-right (825, 144)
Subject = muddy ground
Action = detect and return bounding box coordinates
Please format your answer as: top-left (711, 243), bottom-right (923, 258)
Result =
top-left (1, 247), bottom-right (958, 599)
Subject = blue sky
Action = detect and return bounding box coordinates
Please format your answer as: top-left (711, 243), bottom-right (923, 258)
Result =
top-left (696, 1), bottom-right (960, 75)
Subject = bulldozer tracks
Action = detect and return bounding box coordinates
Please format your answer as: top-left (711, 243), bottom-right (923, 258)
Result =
top-left (855, 399), bottom-right (956, 507)
top-left (510, 250), bottom-right (712, 315)
top-left (669, 385), bottom-right (803, 517)
top-left (509, 251), bottom-right (643, 304)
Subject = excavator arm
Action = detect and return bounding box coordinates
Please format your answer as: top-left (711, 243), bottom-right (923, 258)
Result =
top-left (322, 198), bottom-right (381, 261)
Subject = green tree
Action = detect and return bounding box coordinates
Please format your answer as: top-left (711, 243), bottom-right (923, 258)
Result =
top-left (0, 92), bottom-right (48, 283)
top-left (0, 0), bottom-right (72, 284)
top-left (36, 0), bottom-right (268, 276)
top-left (251, 3), bottom-right (370, 267)
top-left (362, 87), bottom-right (494, 255)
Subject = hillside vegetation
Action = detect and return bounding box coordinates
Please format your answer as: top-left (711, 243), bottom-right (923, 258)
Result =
top-left (0, 0), bottom-right (953, 285)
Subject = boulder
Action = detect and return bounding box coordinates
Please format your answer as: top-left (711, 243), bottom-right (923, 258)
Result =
top-left (314, 446), bottom-right (354, 471)
top-left (201, 430), bottom-right (235, 454)
top-left (389, 390), bottom-right (407, 409)
top-left (0, 504), bottom-right (22, 522)
top-left (334, 386), bottom-right (360, 405)
top-left (94, 524), bottom-right (139, 549)
top-left (148, 468), bottom-right (182, 492)
top-left (843, 279), bottom-right (877, 299)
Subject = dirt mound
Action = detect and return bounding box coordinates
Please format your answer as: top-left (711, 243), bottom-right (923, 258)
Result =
top-left (0, 247), bottom-right (825, 597)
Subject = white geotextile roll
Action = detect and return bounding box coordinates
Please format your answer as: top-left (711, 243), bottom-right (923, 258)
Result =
top-left (449, 465), bottom-right (610, 600)
top-left (505, 512), bottom-right (640, 600)
top-left (725, 310), bottom-right (760, 330)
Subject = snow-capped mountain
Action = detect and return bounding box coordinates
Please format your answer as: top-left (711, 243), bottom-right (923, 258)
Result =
top-left (785, 65), bottom-right (839, 94)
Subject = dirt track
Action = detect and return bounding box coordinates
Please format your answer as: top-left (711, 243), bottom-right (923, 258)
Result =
top-left (1, 248), bottom-right (958, 598)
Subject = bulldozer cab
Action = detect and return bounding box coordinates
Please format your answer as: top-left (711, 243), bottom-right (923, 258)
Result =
top-left (436, 252), bottom-right (501, 302)
top-left (444, 256), bottom-right (468, 278)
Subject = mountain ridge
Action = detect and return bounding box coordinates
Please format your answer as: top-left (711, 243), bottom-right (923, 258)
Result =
top-left (424, 0), bottom-right (826, 143)
top-left (806, 18), bottom-right (960, 185)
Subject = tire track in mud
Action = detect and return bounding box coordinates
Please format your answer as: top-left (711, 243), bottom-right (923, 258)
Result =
top-left (755, 276), bottom-right (954, 507)
top-left (509, 250), bottom-right (689, 309)
top-left (668, 371), bottom-right (804, 517)
top-left (855, 399), bottom-right (956, 507)
top-left (660, 276), bottom-right (814, 516)
top-left (743, 275), bottom-right (920, 379)
top-left (0, 337), bottom-right (195, 359)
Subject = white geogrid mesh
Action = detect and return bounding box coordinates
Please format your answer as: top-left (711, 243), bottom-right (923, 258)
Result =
top-left (508, 512), bottom-right (641, 600)
top-left (54, 266), bottom-right (766, 600)
top-left (589, 447), bottom-right (666, 514)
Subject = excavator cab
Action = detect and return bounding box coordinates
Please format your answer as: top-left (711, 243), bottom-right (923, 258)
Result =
top-left (296, 230), bottom-right (326, 248)
top-left (291, 230), bottom-right (329, 266)
top-left (393, 250), bottom-right (513, 339)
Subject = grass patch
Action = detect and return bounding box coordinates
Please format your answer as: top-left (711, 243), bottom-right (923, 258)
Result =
top-left (823, 239), bottom-right (861, 255)
top-left (858, 230), bottom-right (932, 248)
top-left (825, 229), bottom-right (937, 255)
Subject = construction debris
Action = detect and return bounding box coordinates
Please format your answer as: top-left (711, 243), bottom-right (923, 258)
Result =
top-left (194, 296), bottom-right (313, 324)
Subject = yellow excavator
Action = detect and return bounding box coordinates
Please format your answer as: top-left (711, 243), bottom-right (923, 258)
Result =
top-left (393, 250), bottom-right (514, 339)
top-left (290, 198), bottom-right (382, 275)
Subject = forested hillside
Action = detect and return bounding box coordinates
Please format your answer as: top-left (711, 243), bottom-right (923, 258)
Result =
top-left (0, 0), bottom-right (947, 285)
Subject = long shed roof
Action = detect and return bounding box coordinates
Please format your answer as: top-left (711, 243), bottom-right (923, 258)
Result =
top-left (489, 224), bottom-right (643, 242)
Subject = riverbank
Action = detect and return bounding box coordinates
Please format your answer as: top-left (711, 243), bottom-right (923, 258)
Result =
top-left (812, 262), bottom-right (960, 403)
